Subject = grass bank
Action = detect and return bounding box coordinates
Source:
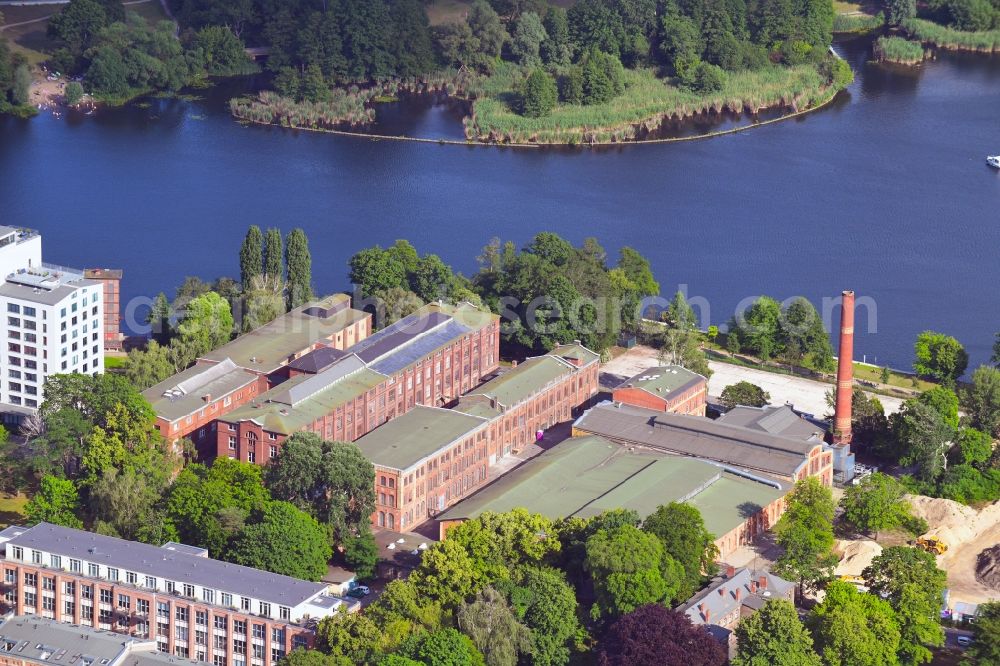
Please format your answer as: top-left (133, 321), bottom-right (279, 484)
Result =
top-left (834, 12), bottom-right (885, 34)
top-left (874, 36), bottom-right (927, 64)
top-left (0, 494), bottom-right (28, 528)
top-left (902, 18), bottom-right (1000, 52)
top-left (467, 62), bottom-right (838, 145)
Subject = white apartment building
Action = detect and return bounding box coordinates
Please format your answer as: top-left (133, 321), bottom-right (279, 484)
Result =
top-left (0, 226), bottom-right (104, 416)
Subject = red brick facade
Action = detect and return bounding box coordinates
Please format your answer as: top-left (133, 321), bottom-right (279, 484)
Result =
top-left (1, 563), bottom-right (311, 665)
top-left (84, 269), bottom-right (122, 352)
top-left (214, 320), bottom-right (501, 465)
top-left (463, 359), bottom-right (600, 462)
top-left (373, 418), bottom-right (492, 532)
top-left (612, 380), bottom-right (707, 416)
top-left (153, 375), bottom-right (268, 450)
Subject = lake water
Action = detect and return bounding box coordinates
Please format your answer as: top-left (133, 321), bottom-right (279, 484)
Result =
top-left (0, 36), bottom-right (998, 370)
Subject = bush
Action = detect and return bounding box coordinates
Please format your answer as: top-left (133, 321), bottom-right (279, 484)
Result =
top-left (944, 0), bottom-right (997, 31)
top-left (819, 56), bottom-right (854, 88)
top-left (64, 81), bottom-right (84, 106)
top-left (691, 61), bottom-right (725, 93)
top-left (783, 40), bottom-right (815, 65)
top-left (720, 381), bottom-right (770, 409)
top-left (520, 68), bottom-right (558, 117)
top-left (558, 66), bottom-right (583, 103)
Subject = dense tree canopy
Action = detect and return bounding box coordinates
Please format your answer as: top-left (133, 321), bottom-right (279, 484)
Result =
top-left (913, 330), bottom-right (968, 384)
top-left (773, 477), bottom-right (838, 594)
top-left (808, 581), bottom-right (901, 666)
top-left (228, 500), bottom-right (333, 581)
top-left (733, 599), bottom-right (822, 666)
top-left (721, 381), bottom-right (770, 408)
top-left (641, 502), bottom-right (718, 600)
top-left (598, 604), bottom-right (726, 666)
top-left (266, 432), bottom-right (376, 541)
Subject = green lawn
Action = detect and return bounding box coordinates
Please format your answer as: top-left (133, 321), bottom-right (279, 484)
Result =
top-left (0, 494), bottom-right (28, 528)
top-left (104, 355), bottom-right (127, 370)
top-left (852, 362), bottom-right (936, 391)
top-left (469, 62), bottom-right (832, 144)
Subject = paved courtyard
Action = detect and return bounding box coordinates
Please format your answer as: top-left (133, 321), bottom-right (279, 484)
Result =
top-left (601, 346), bottom-right (904, 417)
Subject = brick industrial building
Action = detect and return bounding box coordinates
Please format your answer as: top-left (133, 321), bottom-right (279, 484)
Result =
top-left (353, 343), bottom-right (601, 531)
top-left (573, 401), bottom-right (834, 486)
top-left (211, 302), bottom-right (500, 465)
top-left (454, 343), bottom-right (600, 460)
top-left (144, 294), bottom-right (371, 449)
top-left (611, 365), bottom-right (708, 415)
top-left (0, 524), bottom-right (346, 666)
top-left (437, 435), bottom-right (791, 558)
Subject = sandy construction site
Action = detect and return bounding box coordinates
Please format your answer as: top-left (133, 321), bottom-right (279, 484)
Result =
top-left (835, 496), bottom-right (1000, 607)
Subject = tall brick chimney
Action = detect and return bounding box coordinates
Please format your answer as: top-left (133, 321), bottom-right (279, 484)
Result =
top-left (833, 291), bottom-right (855, 446)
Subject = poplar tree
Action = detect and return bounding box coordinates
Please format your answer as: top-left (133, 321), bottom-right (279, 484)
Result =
top-left (285, 228), bottom-right (313, 309)
top-left (264, 228), bottom-right (283, 281)
top-left (239, 225), bottom-right (263, 289)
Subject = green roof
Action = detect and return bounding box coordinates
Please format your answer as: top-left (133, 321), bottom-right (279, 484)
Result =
top-left (454, 402), bottom-right (503, 420)
top-left (224, 366), bottom-right (386, 435)
top-left (438, 436), bottom-right (786, 538)
top-left (200, 294), bottom-right (368, 372)
top-left (616, 366), bottom-right (704, 397)
top-left (550, 342), bottom-right (601, 365)
top-left (465, 356), bottom-right (574, 408)
top-left (355, 406), bottom-right (487, 471)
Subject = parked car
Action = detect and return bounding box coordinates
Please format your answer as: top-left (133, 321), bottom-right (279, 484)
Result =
top-left (347, 585), bottom-right (370, 598)
top-left (957, 635), bottom-right (972, 648)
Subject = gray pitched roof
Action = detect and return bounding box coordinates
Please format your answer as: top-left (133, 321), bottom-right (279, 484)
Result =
top-left (5, 523), bottom-right (326, 608)
top-left (716, 405), bottom-right (825, 441)
top-left (678, 567), bottom-right (796, 625)
top-left (574, 402), bottom-right (817, 478)
top-left (0, 615), bottom-right (135, 665)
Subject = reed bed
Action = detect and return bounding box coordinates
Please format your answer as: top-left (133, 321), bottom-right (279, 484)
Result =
top-left (874, 36), bottom-right (926, 64)
top-left (230, 90), bottom-right (375, 128)
top-left (468, 64), bottom-right (833, 144)
top-left (903, 18), bottom-right (1000, 51)
top-left (833, 12), bottom-right (884, 33)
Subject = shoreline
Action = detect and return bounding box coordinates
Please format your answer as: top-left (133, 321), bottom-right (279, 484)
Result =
top-left (231, 83), bottom-right (843, 149)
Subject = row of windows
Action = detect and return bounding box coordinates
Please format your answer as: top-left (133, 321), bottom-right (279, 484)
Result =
top-left (5, 554), bottom-right (292, 620)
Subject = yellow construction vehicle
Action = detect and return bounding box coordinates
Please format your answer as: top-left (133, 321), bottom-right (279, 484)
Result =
top-left (837, 574), bottom-right (869, 591)
top-left (916, 536), bottom-right (948, 555)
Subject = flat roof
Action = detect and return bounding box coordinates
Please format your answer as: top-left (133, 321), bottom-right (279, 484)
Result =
top-left (199, 294), bottom-right (368, 372)
top-left (355, 405), bottom-right (486, 471)
top-left (0, 279), bottom-right (95, 306)
top-left (615, 365), bottom-right (705, 398)
top-left (5, 523), bottom-right (327, 608)
top-left (84, 268), bottom-right (123, 279)
top-left (143, 358), bottom-right (259, 422)
top-left (464, 356), bottom-right (574, 408)
top-left (437, 436), bottom-right (786, 538)
top-left (574, 402), bottom-right (816, 478)
top-left (0, 615), bottom-right (136, 665)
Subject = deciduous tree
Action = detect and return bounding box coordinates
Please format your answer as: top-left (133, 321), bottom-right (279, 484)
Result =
top-left (773, 477), bottom-right (838, 595)
top-left (25, 475), bottom-right (82, 528)
top-left (862, 546), bottom-right (946, 665)
top-left (642, 503), bottom-right (718, 600)
top-left (457, 586), bottom-right (531, 666)
top-left (733, 599), bottom-right (822, 666)
top-left (841, 472), bottom-right (912, 540)
top-left (721, 381), bottom-right (770, 409)
top-left (228, 501), bottom-right (332, 581)
top-left (598, 604), bottom-right (726, 666)
top-left (807, 581), bottom-right (901, 666)
top-left (913, 331), bottom-right (968, 385)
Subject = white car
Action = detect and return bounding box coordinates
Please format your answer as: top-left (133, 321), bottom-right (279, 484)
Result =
top-left (957, 635), bottom-right (972, 647)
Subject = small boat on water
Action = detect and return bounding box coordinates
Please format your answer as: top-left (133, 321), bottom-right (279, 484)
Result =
top-left (988, 155), bottom-right (1000, 168)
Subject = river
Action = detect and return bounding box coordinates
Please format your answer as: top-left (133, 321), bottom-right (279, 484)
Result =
top-left (0, 36), bottom-right (998, 370)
